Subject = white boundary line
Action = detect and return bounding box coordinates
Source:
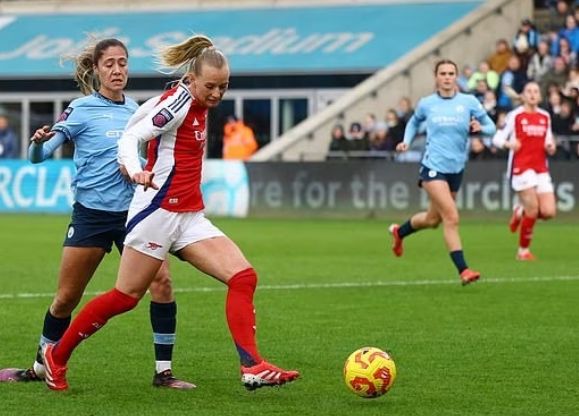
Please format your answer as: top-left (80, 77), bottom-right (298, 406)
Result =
top-left (1, 275), bottom-right (578, 300)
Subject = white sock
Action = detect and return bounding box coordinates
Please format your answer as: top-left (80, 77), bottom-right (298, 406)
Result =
top-left (156, 361), bottom-right (172, 374)
top-left (33, 360), bottom-right (46, 378)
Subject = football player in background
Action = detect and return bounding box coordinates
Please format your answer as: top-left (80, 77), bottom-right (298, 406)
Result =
top-left (389, 59), bottom-right (496, 285)
top-left (492, 81), bottom-right (557, 260)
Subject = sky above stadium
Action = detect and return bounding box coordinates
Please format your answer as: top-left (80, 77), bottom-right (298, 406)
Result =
top-left (0, 2), bottom-right (482, 77)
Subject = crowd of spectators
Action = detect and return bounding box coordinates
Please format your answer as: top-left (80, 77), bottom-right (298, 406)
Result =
top-left (329, 0), bottom-right (579, 161)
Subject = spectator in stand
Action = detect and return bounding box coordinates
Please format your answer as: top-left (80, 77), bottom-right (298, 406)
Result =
top-left (513, 18), bottom-right (540, 70)
top-left (517, 18), bottom-right (540, 51)
top-left (551, 98), bottom-right (576, 158)
top-left (488, 39), bottom-right (513, 74)
top-left (497, 55), bottom-right (528, 111)
top-left (540, 57), bottom-right (568, 98)
top-left (482, 90), bottom-right (499, 122)
top-left (384, 109), bottom-right (405, 150)
top-left (328, 124), bottom-right (349, 155)
top-left (222, 116), bottom-right (258, 160)
top-left (558, 14), bottom-right (579, 53)
top-left (468, 61), bottom-right (499, 91)
top-left (361, 113), bottom-right (376, 139)
top-left (396, 97), bottom-right (414, 127)
top-left (548, 0), bottom-right (570, 31)
top-left (527, 40), bottom-right (553, 82)
top-left (565, 86), bottom-right (579, 102)
top-left (563, 67), bottom-right (579, 95)
top-left (0, 111), bottom-right (18, 159)
top-left (555, 37), bottom-right (577, 68)
top-left (546, 88), bottom-right (564, 116)
top-left (347, 121), bottom-right (370, 152)
top-left (369, 121), bottom-right (389, 153)
top-left (457, 64), bottom-right (474, 92)
top-left (473, 79), bottom-right (490, 104)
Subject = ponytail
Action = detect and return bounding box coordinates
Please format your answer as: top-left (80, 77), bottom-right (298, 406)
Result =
top-left (159, 34), bottom-right (227, 76)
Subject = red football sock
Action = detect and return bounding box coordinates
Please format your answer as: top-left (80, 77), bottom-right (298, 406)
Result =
top-left (519, 215), bottom-right (537, 249)
top-left (226, 268), bottom-right (262, 366)
top-left (53, 289), bottom-right (139, 366)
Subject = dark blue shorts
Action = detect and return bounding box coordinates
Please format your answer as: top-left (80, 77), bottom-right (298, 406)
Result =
top-left (63, 202), bottom-right (128, 253)
top-left (418, 165), bottom-right (464, 193)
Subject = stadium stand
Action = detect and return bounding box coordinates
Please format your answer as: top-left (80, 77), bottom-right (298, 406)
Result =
top-left (3, 0), bottom-right (579, 162)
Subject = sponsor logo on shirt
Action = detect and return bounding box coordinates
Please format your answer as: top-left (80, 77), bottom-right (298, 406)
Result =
top-left (432, 115), bottom-right (461, 125)
top-left (106, 130), bottom-right (124, 138)
top-left (521, 124), bottom-right (547, 137)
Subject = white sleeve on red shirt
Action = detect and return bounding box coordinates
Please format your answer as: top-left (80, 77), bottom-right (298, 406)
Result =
top-left (492, 109), bottom-right (516, 148)
top-left (544, 113), bottom-right (555, 148)
top-left (118, 87), bottom-right (191, 177)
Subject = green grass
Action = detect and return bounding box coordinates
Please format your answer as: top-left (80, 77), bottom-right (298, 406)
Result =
top-left (0, 214), bottom-right (578, 416)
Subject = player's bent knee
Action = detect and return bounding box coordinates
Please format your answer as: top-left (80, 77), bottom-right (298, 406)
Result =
top-left (149, 278), bottom-right (174, 302)
top-left (227, 267), bottom-right (258, 291)
top-left (541, 209), bottom-right (556, 220)
top-left (51, 293), bottom-right (82, 316)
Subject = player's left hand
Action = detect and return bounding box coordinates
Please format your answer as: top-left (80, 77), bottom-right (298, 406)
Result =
top-left (469, 118), bottom-right (481, 134)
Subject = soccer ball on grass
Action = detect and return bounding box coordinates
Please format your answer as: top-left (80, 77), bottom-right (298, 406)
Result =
top-left (343, 346), bottom-right (396, 398)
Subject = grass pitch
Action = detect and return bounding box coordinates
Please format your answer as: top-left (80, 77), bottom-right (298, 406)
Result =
top-left (0, 214), bottom-right (578, 416)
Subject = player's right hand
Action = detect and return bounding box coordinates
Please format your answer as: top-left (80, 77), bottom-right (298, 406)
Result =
top-left (30, 125), bottom-right (55, 144)
top-left (509, 139), bottom-right (522, 152)
top-left (396, 142), bottom-right (408, 153)
top-left (131, 171), bottom-right (159, 191)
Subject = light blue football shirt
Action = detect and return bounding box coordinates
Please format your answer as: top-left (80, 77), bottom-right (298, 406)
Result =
top-left (403, 92), bottom-right (496, 174)
top-left (29, 92), bottom-right (138, 211)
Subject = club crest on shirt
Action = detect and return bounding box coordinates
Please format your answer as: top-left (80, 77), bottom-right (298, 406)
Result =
top-left (152, 108), bottom-right (174, 128)
top-left (57, 107), bottom-right (74, 122)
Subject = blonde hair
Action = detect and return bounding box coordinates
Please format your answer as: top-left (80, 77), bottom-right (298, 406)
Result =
top-left (70, 38), bottom-right (128, 95)
top-left (159, 34), bottom-right (227, 76)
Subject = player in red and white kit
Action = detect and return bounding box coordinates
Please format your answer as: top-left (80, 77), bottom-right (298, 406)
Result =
top-left (492, 81), bottom-right (557, 260)
top-left (41, 34), bottom-right (299, 392)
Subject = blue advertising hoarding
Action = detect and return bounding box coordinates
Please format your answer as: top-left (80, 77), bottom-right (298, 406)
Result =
top-left (0, 160), bottom-right (250, 217)
top-left (0, 2), bottom-right (482, 77)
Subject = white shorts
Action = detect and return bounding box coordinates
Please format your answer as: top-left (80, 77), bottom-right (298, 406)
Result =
top-left (124, 208), bottom-right (225, 260)
top-left (511, 170), bottom-right (554, 193)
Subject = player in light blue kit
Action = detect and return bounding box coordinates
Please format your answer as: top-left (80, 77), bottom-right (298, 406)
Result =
top-left (388, 59), bottom-right (496, 285)
top-left (0, 39), bottom-right (194, 389)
